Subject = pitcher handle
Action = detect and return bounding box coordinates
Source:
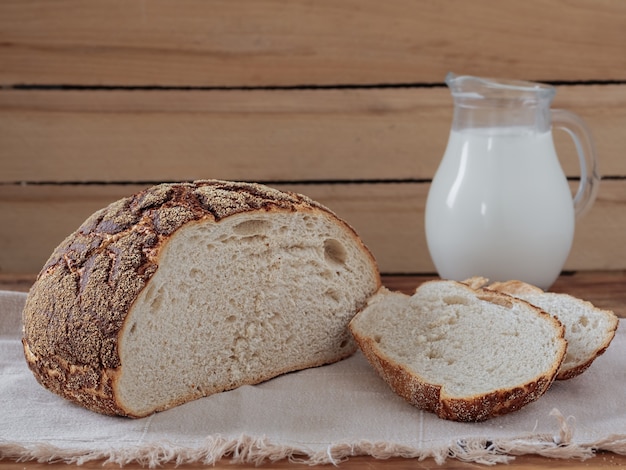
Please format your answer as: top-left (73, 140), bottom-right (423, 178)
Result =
top-left (551, 109), bottom-right (600, 218)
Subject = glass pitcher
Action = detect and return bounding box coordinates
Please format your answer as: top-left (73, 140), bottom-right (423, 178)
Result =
top-left (425, 73), bottom-right (599, 289)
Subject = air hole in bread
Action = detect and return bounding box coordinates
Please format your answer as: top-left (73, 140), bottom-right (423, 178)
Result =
top-left (325, 288), bottom-right (341, 303)
top-left (320, 270), bottom-right (333, 280)
top-left (302, 215), bottom-right (316, 230)
top-left (232, 219), bottom-right (270, 236)
top-left (443, 295), bottom-right (470, 306)
top-left (324, 239), bottom-right (347, 266)
top-left (427, 349), bottom-right (442, 360)
top-left (150, 292), bottom-right (163, 311)
top-left (189, 268), bottom-right (203, 281)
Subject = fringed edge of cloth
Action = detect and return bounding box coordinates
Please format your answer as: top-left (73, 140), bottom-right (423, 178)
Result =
top-left (1, 409), bottom-right (624, 467)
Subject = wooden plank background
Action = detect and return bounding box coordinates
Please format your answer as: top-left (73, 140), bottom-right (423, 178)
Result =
top-left (1, 0), bottom-right (625, 275)
top-left (2, 0), bottom-right (626, 86)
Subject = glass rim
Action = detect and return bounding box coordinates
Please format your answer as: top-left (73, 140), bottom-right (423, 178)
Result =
top-left (445, 73), bottom-right (555, 101)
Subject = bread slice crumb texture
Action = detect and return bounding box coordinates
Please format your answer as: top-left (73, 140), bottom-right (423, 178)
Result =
top-left (350, 281), bottom-right (567, 421)
top-left (118, 211), bottom-right (377, 416)
top-left (484, 280), bottom-right (619, 380)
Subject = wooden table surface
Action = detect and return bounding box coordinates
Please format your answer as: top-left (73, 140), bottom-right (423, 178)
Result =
top-left (1, 271), bottom-right (625, 469)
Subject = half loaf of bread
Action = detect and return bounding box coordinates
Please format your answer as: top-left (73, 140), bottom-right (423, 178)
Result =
top-left (475, 279), bottom-right (619, 380)
top-left (349, 281), bottom-right (567, 422)
top-left (22, 180), bottom-right (380, 418)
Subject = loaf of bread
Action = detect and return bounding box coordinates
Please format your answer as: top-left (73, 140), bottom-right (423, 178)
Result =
top-left (475, 279), bottom-right (619, 380)
top-left (349, 281), bottom-right (567, 422)
top-left (22, 180), bottom-right (381, 417)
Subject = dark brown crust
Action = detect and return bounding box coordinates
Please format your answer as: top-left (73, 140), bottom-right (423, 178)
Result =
top-left (22, 180), bottom-right (376, 417)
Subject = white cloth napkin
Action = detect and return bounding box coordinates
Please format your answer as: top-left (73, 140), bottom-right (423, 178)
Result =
top-left (1, 290), bottom-right (625, 466)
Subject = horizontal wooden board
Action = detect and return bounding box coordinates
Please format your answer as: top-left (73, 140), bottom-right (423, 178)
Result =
top-left (0, 180), bottom-right (623, 275)
top-left (1, 0), bottom-right (625, 87)
top-left (1, 85), bottom-right (624, 183)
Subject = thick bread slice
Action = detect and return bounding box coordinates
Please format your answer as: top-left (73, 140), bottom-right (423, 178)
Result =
top-left (349, 281), bottom-right (567, 422)
top-left (22, 180), bottom-right (380, 418)
top-left (481, 279), bottom-right (619, 380)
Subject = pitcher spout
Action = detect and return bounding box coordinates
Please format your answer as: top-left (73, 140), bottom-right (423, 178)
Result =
top-left (445, 73), bottom-right (555, 132)
top-left (445, 72), bottom-right (555, 103)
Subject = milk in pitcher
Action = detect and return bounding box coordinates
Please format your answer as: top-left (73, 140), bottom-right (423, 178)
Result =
top-left (425, 126), bottom-right (575, 289)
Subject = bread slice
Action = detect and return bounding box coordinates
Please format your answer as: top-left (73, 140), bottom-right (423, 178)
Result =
top-left (477, 279), bottom-right (619, 380)
top-left (349, 281), bottom-right (567, 422)
top-left (22, 180), bottom-right (380, 418)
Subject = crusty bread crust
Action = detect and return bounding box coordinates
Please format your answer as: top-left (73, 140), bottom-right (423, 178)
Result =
top-left (22, 180), bottom-right (379, 417)
top-left (353, 329), bottom-right (559, 422)
top-left (350, 282), bottom-right (567, 422)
